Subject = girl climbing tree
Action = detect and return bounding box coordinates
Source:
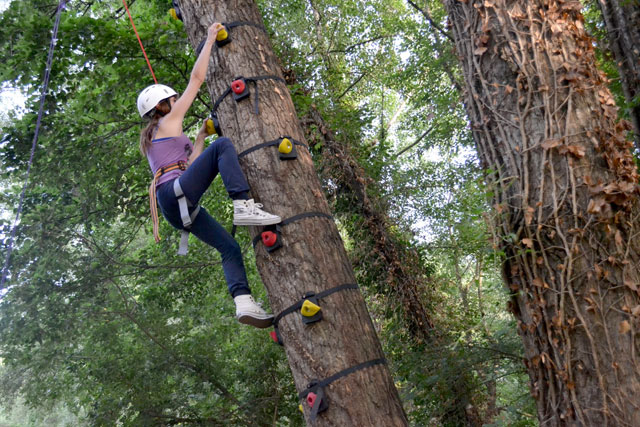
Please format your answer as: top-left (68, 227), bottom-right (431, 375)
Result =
top-left (138, 21), bottom-right (280, 328)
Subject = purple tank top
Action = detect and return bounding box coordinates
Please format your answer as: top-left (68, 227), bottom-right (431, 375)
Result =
top-left (147, 134), bottom-right (194, 187)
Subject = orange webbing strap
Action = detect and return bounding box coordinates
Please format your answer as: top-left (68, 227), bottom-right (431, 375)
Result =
top-left (148, 161), bottom-right (186, 242)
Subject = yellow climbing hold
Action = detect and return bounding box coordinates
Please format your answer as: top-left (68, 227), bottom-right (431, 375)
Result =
top-left (206, 119), bottom-right (215, 136)
top-left (279, 138), bottom-right (293, 154)
top-left (301, 299), bottom-right (321, 317)
top-left (169, 8), bottom-right (178, 20)
top-left (217, 28), bottom-right (229, 41)
top-left (299, 404), bottom-right (304, 413)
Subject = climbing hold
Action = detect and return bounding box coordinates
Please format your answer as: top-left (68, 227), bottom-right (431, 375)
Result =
top-left (262, 231), bottom-right (278, 247)
top-left (278, 136), bottom-right (298, 160)
top-left (307, 392), bottom-right (318, 407)
top-left (171, 0), bottom-right (182, 20)
top-left (217, 27), bottom-right (229, 41)
top-left (215, 26), bottom-right (231, 48)
top-left (206, 114), bottom-right (222, 136)
top-left (301, 299), bottom-right (321, 317)
top-left (231, 78), bottom-right (250, 101)
top-left (261, 225), bottom-right (282, 253)
top-left (300, 293), bottom-right (323, 324)
top-left (211, 113), bottom-right (222, 136)
top-left (278, 138), bottom-right (292, 154)
top-left (304, 384), bottom-right (329, 414)
top-left (270, 328), bottom-right (284, 345)
top-left (231, 79), bottom-right (246, 94)
top-left (205, 119), bottom-right (215, 136)
top-left (299, 404), bottom-right (304, 413)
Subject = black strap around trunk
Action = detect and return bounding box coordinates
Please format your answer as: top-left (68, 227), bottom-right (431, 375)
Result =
top-left (299, 358), bottom-right (387, 420)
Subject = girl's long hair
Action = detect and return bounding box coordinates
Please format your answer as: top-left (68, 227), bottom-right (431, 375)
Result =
top-left (139, 98), bottom-right (173, 156)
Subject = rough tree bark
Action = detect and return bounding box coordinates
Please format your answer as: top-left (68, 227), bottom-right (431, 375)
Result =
top-left (177, 1), bottom-right (408, 425)
top-left (596, 0), bottom-right (640, 151)
top-left (443, 0), bottom-right (640, 425)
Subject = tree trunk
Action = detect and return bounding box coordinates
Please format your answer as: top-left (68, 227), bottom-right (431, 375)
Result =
top-left (177, 1), bottom-right (407, 425)
top-left (442, 0), bottom-right (640, 425)
top-left (596, 0), bottom-right (640, 151)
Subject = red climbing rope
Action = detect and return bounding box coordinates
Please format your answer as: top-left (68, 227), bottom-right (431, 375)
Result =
top-left (122, 0), bottom-right (158, 84)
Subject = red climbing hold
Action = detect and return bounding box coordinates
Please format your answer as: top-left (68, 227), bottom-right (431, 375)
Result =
top-left (270, 331), bottom-right (278, 342)
top-left (307, 392), bottom-right (318, 407)
top-left (231, 79), bottom-right (246, 95)
top-left (262, 231), bottom-right (278, 247)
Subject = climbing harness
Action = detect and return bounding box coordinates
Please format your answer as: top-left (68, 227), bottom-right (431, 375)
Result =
top-left (0, 0), bottom-right (67, 288)
top-left (148, 161), bottom-right (201, 255)
top-left (173, 179), bottom-right (201, 255)
top-left (253, 212), bottom-right (333, 253)
top-left (270, 283), bottom-right (359, 345)
top-left (299, 358), bottom-right (387, 420)
top-left (237, 136), bottom-right (307, 161)
top-left (122, 0), bottom-right (157, 83)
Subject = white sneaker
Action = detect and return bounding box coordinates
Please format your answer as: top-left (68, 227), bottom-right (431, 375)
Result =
top-left (234, 294), bottom-right (274, 328)
top-left (233, 199), bottom-right (281, 226)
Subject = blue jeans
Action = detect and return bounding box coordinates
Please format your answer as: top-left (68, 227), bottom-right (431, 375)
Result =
top-left (156, 137), bottom-right (251, 297)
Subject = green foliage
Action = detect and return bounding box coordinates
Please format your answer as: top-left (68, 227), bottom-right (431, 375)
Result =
top-left (0, 0), bottom-right (543, 425)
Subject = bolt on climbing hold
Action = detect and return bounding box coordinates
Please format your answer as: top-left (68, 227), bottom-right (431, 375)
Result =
top-left (261, 226), bottom-right (282, 252)
top-left (305, 385), bottom-right (328, 414)
top-left (206, 114), bottom-right (222, 136)
top-left (307, 392), bottom-right (318, 407)
top-left (216, 26), bottom-right (231, 47)
top-left (231, 78), bottom-right (250, 102)
top-left (170, 0), bottom-right (182, 20)
top-left (278, 137), bottom-right (298, 160)
top-left (301, 299), bottom-right (321, 317)
top-left (278, 138), bottom-right (292, 154)
top-left (300, 293), bottom-right (323, 324)
top-left (270, 330), bottom-right (283, 345)
top-left (205, 119), bottom-right (215, 135)
top-left (262, 230), bottom-right (278, 247)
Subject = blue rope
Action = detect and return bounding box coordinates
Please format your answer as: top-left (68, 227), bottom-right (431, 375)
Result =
top-left (1, 0), bottom-right (67, 289)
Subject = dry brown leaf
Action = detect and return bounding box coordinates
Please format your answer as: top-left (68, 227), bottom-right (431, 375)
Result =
top-left (532, 278), bottom-right (544, 287)
top-left (565, 144), bottom-right (585, 158)
top-left (587, 197), bottom-right (607, 214)
top-left (474, 46), bottom-right (487, 55)
top-left (522, 238), bottom-right (534, 248)
top-left (632, 306), bottom-right (640, 317)
top-left (619, 320), bottom-right (631, 334)
top-left (524, 206), bottom-right (535, 225)
top-left (615, 230), bottom-right (624, 250)
top-left (542, 138), bottom-right (562, 149)
top-left (624, 279), bottom-right (638, 292)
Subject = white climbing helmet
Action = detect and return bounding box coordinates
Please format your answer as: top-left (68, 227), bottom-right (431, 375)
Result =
top-left (137, 84), bottom-right (178, 117)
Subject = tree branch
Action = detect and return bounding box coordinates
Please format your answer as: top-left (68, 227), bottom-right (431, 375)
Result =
top-left (407, 0), bottom-right (454, 43)
top-left (395, 124), bottom-right (435, 157)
